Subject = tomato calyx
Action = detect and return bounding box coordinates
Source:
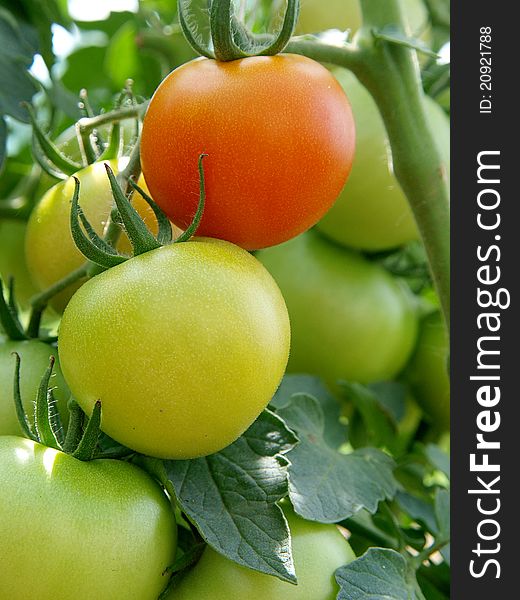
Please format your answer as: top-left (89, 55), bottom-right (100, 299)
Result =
top-left (12, 351), bottom-right (121, 461)
top-left (178, 0), bottom-right (299, 62)
top-left (70, 154), bottom-right (207, 270)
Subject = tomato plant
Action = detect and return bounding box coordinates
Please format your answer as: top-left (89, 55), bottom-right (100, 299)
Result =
top-left (25, 160), bottom-right (158, 312)
top-left (0, 340), bottom-right (69, 436)
top-left (141, 54), bottom-right (355, 250)
top-left (316, 68), bottom-right (450, 251)
top-left (171, 508), bottom-right (355, 600)
top-left (406, 310), bottom-right (450, 431)
top-left (58, 238), bottom-right (290, 459)
top-left (0, 1), bottom-right (451, 598)
top-left (258, 231), bottom-right (418, 386)
top-left (0, 435), bottom-right (177, 600)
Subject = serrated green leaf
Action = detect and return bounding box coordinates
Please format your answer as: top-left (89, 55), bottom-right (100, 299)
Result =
top-left (278, 394), bottom-right (397, 523)
top-left (336, 548), bottom-right (425, 600)
top-left (164, 410), bottom-right (298, 584)
top-left (368, 382), bottom-right (407, 422)
top-left (341, 382), bottom-right (397, 448)
top-left (271, 374), bottom-right (346, 449)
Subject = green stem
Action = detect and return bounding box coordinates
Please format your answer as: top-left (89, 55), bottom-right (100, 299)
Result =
top-left (286, 38), bottom-right (360, 70)
top-left (413, 537), bottom-right (449, 566)
top-left (29, 264), bottom-right (88, 311)
top-left (77, 104), bottom-right (148, 137)
top-left (288, 1), bottom-right (450, 331)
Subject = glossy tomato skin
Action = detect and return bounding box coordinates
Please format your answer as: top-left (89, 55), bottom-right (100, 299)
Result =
top-left (0, 219), bottom-right (37, 307)
top-left (0, 340), bottom-right (69, 436)
top-left (257, 231), bottom-right (418, 386)
top-left (0, 436), bottom-right (177, 600)
top-left (406, 311), bottom-right (449, 431)
top-left (25, 160), bottom-right (157, 312)
top-left (171, 508), bottom-right (355, 600)
top-left (58, 239), bottom-right (290, 459)
top-left (317, 69), bottom-right (450, 251)
top-left (141, 55), bottom-right (355, 250)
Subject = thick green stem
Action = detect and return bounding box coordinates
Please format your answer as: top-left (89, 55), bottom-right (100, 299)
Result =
top-left (29, 264), bottom-right (88, 311)
top-left (288, 0), bottom-right (450, 331)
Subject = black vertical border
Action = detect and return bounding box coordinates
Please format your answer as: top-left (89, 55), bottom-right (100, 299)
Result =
top-left (451, 2), bottom-right (517, 596)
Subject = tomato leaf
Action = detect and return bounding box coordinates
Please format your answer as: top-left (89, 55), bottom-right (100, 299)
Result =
top-left (341, 382), bottom-right (399, 449)
top-left (396, 492), bottom-right (438, 534)
top-left (277, 394), bottom-right (398, 523)
top-left (164, 409), bottom-right (298, 583)
top-left (336, 548), bottom-right (426, 600)
top-left (271, 374), bottom-right (346, 449)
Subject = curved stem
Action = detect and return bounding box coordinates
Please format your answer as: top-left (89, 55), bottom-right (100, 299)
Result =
top-left (77, 104), bottom-right (148, 137)
top-left (29, 264), bottom-right (89, 311)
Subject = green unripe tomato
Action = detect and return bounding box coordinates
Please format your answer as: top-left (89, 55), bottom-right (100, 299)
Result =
top-left (0, 436), bottom-right (177, 600)
top-left (406, 311), bottom-right (449, 431)
top-left (317, 69), bottom-right (450, 251)
top-left (171, 509), bottom-right (355, 600)
top-left (257, 231), bottom-right (418, 387)
top-left (0, 219), bottom-right (37, 307)
top-left (0, 340), bottom-right (69, 436)
top-left (25, 160), bottom-right (157, 312)
top-left (296, 0), bottom-right (430, 38)
top-left (58, 239), bottom-right (290, 459)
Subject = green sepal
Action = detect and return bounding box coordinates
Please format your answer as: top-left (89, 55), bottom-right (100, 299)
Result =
top-left (31, 134), bottom-right (66, 180)
top-left (70, 177), bottom-right (128, 269)
top-left (62, 399), bottom-right (85, 454)
top-left (128, 177), bottom-right (173, 245)
top-left (72, 401), bottom-right (102, 461)
top-left (175, 153), bottom-right (207, 243)
top-left (25, 103), bottom-right (83, 176)
top-left (47, 389), bottom-right (65, 447)
top-left (25, 306), bottom-right (43, 339)
top-left (34, 356), bottom-right (62, 450)
top-left (210, 0), bottom-right (299, 61)
top-left (6, 278), bottom-right (17, 314)
top-left (0, 277), bottom-right (27, 341)
top-left (104, 164), bottom-right (162, 255)
top-left (11, 353), bottom-right (39, 442)
top-left (177, 0), bottom-right (215, 59)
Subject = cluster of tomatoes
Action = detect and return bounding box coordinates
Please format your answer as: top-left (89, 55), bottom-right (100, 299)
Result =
top-left (0, 4), bottom-right (449, 599)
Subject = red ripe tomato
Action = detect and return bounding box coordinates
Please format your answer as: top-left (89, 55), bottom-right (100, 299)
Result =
top-left (141, 55), bottom-right (355, 250)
